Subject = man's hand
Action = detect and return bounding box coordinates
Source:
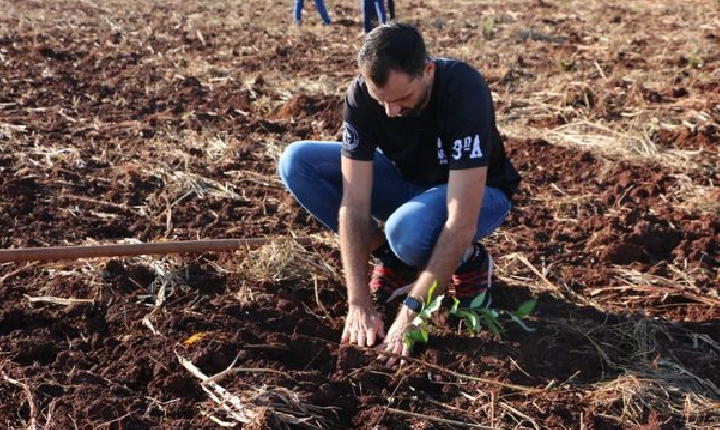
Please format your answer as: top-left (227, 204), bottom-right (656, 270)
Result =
top-left (378, 306), bottom-right (415, 367)
top-left (341, 303), bottom-right (385, 348)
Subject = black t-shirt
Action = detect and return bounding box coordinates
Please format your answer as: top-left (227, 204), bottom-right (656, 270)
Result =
top-left (341, 58), bottom-right (520, 199)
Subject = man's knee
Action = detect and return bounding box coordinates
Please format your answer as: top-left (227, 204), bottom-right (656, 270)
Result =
top-left (278, 140), bottom-right (310, 186)
top-left (384, 215), bottom-right (430, 267)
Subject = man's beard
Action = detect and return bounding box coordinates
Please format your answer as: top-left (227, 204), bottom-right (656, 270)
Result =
top-left (398, 82), bottom-right (431, 117)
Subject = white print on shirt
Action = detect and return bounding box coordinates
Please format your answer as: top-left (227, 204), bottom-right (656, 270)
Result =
top-left (451, 134), bottom-right (483, 160)
top-left (342, 121), bottom-right (360, 151)
top-left (437, 137), bottom-right (448, 165)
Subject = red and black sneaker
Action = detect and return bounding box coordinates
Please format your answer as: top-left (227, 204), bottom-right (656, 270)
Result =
top-left (369, 242), bottom-right (418, 305)
top-left (452, 242), bottom-right (493, 308)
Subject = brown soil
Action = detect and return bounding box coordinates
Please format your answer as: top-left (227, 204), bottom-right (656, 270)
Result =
top-left (1, 0), bottom-right (718, 429)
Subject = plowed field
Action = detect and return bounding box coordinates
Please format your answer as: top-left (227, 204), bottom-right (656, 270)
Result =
top-left (1, 0), bottom-right (718, 428)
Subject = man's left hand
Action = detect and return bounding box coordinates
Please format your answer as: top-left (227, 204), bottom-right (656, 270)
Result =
top-left (378, 306), bottom-right (415, 367)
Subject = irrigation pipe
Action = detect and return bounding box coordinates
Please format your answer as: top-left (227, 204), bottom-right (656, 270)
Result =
top-left (0, 238), bottom-right (312, 263)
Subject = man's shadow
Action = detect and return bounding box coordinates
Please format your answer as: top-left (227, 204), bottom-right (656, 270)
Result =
top-left (423, 279), bottom-right (719, 425)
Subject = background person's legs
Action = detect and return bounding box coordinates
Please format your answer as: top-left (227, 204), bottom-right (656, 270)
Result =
top-left (292, 0), bottom-right (304, 23)
top-left (314, 0), bottom-right (332, 24)
top-left (361, 0), bottom-right (374, 33)
top-left (373, 0), bottom-right (386, 25)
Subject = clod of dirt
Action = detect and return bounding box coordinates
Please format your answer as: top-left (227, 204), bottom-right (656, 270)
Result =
top-left (1, 177), bottom-right (36, 197)
top-left (336, 345), bottom-right (364, 373)
top-left (600, 242), bottom-right (650, 264)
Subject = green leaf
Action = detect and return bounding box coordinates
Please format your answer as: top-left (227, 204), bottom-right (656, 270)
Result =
top-left (404, 328), bottom-right (429, 354)
top-left (512, 299), bottom-right (537, 318)
top-left (469, 292), bottom-right (487, 309)
top-left (405, 329), bottom-right (426, 343)
top-left (484, 316), bottom-right (502, 338)
top-left (480, 309), bottom-right (504, 338)
top-left (509, 314), bottom-right (536, 332)
top-left (403, 337), bottom-right (415, 354)
top-left (424, 294), bottom-right (444, 314)
top-left (427, 281), bottom-right (438, 306)
top-left (450, 297), bottom-right (460, 313)
top-left (453, 309), bottom-right (479, 332)
top-left (470, 312), bottom-right (481, 333)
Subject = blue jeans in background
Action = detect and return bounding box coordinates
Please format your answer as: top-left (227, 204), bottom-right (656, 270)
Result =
top-left (293, 0), bottom-right (332, 25)
top-left (278, 141), bottom-right (512, 267)
top-left (362, 0), bottom-right (386, 33)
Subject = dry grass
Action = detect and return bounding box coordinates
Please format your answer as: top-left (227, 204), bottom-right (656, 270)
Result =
top-left (495, 250), bottom-right (720, 426)
top-left (177, 350), bottom-right (333, 427)
top-left (238, 239), bottom-right (341, 286)
top-left (594, 266), bottom-right (720, 307)
top-left (507, 120), bottom-right (705, 167)
top-left (579, 317), bottom-right (720, 427)
top-left (667, 175), bottom-right (720, 215)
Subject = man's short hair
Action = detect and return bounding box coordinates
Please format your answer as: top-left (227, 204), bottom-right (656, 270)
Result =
top-left (358, 22), bottom-right (428, 87)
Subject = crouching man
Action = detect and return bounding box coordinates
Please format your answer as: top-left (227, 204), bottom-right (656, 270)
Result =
top-left (278, 23), bottom-right (521, 366)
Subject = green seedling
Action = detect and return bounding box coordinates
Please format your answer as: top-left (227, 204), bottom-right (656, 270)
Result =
top-left (482, 17), bottom-right (494, 40)
top-left (450, 295), bottom-right (537, 338)
top-left (688, 48), bottom-right (702, 69)
top-left (403, 281), bottom-right (444, 354)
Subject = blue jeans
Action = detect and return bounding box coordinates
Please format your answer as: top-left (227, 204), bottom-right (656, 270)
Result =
top-left (362, 0), bottom-right (386, 33)
top-left (278, 141), bottom-right (512, 267)
top-left (293, 0), bottom-right (332, 24)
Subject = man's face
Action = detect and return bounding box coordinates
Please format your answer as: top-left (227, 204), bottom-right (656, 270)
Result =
top-left (363, 62), bottom-right (435, 118)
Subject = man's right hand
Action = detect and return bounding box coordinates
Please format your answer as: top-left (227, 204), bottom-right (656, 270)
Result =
top-left (340, 303), bottom-right (385, 348)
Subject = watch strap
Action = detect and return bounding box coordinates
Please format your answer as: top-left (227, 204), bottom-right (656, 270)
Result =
top-left (403, 296), bottom-right (423, 313)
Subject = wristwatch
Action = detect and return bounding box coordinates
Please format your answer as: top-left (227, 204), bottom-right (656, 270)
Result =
top-left (403, 296), bottom-right (423, 313)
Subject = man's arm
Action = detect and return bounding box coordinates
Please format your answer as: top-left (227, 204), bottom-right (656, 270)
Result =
top-left (380, 166), bottom-right (486, 366)
top-left (410, 166), bottom-right (487, 302)
top-left (339, 156), bottom-right (374, 306)
top-left (339, 156), bottom-right (386, 347)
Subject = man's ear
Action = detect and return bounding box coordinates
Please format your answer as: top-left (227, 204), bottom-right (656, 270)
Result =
top-left (424, 60), bottom-right (435, 79)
